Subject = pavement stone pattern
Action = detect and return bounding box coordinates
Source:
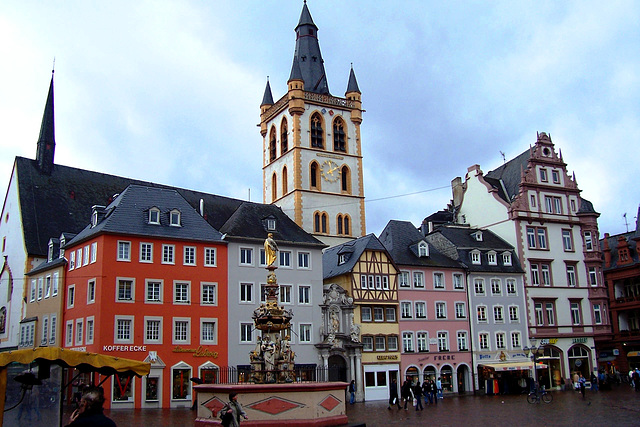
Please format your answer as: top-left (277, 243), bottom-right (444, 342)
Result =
top-left (95, 385), bottom-right (640, 426)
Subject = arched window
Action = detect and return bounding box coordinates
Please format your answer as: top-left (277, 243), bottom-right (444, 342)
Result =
top-left (333, 117), bottom-right (346, 152)
top-left (314, 212), bottom-right (321, 233)
top-left (337, 215), bottom-right (343, 235)
top-left (311, 113), bottom-right (324, 148)
top-left (321, 213), bottom-right (328, 234)
top-left (281, 118), bottom-right (288, 153)
top-left (310, 162), bottom-right (320, 189)
top-left (282, 166), bottom-right (288, 195)
top-left (337, 214), bottom-right (351, 236)
top-left (344, 215), bottom-right (350, 235)
top-left (271, 173), bottom-right (277, 202)
top-left (341, 166), bottom-right (350, 193)
top-left (269, 127), bottom-right (277, 161)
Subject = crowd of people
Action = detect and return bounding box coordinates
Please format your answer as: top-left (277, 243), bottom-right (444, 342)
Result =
top-left (387, 377), bottom-right (444, 411)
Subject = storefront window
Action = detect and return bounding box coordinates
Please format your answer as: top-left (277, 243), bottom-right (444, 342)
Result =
top-left (441, 366), bottom-right (453, 392)
top-left (405, 366), bottom-right (419, 384)
top-left (172, 366), bottom-right (191, 400)
top-left (540, 346), bottom-right (563, 389)
top-left (423, 366), bottom-right (436, 382)
top-left (146, 377), bottom-right (159, 402)
top-left (201, 368), bottom-right (218, 384)
top-left (112, 373), bottom-right (134, 402)
top-left (568, 345), bottom-right (590, 379)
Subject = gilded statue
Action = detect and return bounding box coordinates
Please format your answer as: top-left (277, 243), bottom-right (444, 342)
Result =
top-left (264, 233), bottom-right (278, 267)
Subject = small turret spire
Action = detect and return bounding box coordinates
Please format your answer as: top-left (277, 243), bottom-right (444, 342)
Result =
top-left (346, 64), bottom-right (361, 94)
top-left (261, 77), bottom-right (274, 106)
top-left (36, 70), bottom-right (56, 175)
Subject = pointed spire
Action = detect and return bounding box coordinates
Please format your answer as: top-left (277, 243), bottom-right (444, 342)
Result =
top-left (261, 77), bottom-right (274, 106)
top-left (293, 2), bottom-right (329, 94)
top-left (288, 57), bottom-right (303, 82)
top-left (346, 64), bottom-right (360, 94)
top-left (36, 70), bottom-right (56, 175)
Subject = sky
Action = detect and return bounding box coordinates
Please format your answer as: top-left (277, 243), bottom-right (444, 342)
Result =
top-left (1, 0), bottom-right (639, 239)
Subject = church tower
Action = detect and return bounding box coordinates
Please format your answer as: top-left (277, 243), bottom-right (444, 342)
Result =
top-left (260, 2), bottom-right (365, 247)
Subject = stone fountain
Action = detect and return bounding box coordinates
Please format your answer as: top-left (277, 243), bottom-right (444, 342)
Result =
top-left (195, 233), bottom-right (348, 426)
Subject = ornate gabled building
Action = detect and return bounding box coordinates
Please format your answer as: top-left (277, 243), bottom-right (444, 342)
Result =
top-left (260, 2), bottom-right (366, 247)
top-left (322, 234), bottom-right (399, 402)
top-left (451, 132), bottom-right (610, 389)
top-left (600, 206), bottom-right (640, 373)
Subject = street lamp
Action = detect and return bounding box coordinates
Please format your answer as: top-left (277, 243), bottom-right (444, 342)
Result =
top-left (524, 339), bottom-right (545, 391)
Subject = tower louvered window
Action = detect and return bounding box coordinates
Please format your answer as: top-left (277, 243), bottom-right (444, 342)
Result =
top-left (281, 119), bottom-right (288, 153)
top-left (311, 114), bottom-right (323, 148)
top-left (269, 128), bottom-right (277, 161)
top-left (333, 118), bottom-right (346, 152)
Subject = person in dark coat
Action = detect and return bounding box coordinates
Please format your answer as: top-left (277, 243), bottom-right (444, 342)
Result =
top-left (65, 387), bottom-right (116, 427)
top-left (413, 380), bottom-right (423, 411)
top-left (422, 380), bottom-right (432, 405)
top-left (401, 377), bottom-right (413, 410)
top-left (429, 379), bottom-right (438, 404)
top-left (220, 392), bottom-right (248, 427)
top-left (388, 377), bottom-right (401, 409)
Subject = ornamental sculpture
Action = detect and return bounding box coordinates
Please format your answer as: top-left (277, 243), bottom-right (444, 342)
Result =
top-left (249, 234), bottom-right (295, 383)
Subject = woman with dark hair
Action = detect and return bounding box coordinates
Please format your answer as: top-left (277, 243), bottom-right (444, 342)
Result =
top-left (220, 392), bottom-right (248, 427)
top-left (65, 387), bottom-right (115, 427)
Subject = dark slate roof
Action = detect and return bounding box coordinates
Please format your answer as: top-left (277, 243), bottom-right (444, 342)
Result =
top-left (485, 149), bottom-right (530, 203)
top-left (429, 226), bottom-right (524, 273)
top-left (323, 234), bottom-right (388, 280)
top-left (346, 66), bottom-right (360, 94)
top-left (261, 79), bottom-right (274, 106)
top-left (25, 257), bottom-right (66, 276)
top-left (379, 220), bottom-right (462, 269)
top-left (601, 229), bottom-right (640, 271)
top-left (67, 185), bottom-right (224, 246)
top-left (15, 156), bottom-right (319, 257)
top-left (219, 202), bottom-right (324, 246)
top-left (293, 2), bottom-right (329, 94)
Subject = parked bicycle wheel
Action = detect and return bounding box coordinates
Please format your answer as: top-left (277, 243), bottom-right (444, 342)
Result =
top-left (526, 393), bottom-right (537, 404)
top-left (541, 393), bottom-right (553, 403)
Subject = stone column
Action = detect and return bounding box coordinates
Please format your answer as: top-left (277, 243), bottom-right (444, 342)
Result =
top-left (452, 369), bottom-right (459, 393)
top-left (355, 352), bottom-right (363, 402)
top-left (349, 354), bottom-right (356, 382)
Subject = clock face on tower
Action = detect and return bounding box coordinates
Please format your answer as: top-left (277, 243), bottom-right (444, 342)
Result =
top-left (320, 160), bottom-right (340, 182)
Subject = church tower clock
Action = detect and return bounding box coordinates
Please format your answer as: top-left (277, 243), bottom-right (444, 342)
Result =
top-left (260, 2), bottom-right (365, 247)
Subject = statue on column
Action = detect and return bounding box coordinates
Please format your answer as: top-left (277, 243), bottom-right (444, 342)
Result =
top-left (264, 233), bottom-right (278, 266)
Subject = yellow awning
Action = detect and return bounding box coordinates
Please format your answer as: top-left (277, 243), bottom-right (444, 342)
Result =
top-left (0, 347), bottom-right (150, 377)
top-left (480, 361), bottom-right (547, 371)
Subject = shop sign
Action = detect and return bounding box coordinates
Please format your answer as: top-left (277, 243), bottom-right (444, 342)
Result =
top-left (103, 345), bottom-right (147, 352)
top-left (478, 354), bottom-right (492, 360)
top-left (572, 337), bottom-right (588, 344)
top-left (613, 349), bottom-right (620, 356)
top-left (539, 338), bottom-right (558, 345)
top-left (376, 354), bottom-right (398, 361)
top-left (70, 347), bottom-right (87, 352)
top-left (418, 354), bottom-right (456, 361)
top-left (172, 346), bottom-right (219, 358)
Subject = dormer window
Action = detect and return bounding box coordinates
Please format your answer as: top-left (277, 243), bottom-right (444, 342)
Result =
top-left (418, 242), bottom-right (429, 257)
top-left (502, 252), bottom-right (512, 266)
top-left (338, 253), bottom-right (350, 265)
top-left (471, 250), bottom-right (481, 265)
top-left (488, 251), bottom-right (497, 265)
top-left (91, 211), bottom-right (98, 227)
top-left (170, 210), bottom-right (181, 227)
top-left (473, 231), bottom-right (483, 242)
top-left (266, 218), bottom-right (276, 231)
top-left (48, 242), bottom-right (54, 262)
top-left (149, 208), bottom-right (160, 225)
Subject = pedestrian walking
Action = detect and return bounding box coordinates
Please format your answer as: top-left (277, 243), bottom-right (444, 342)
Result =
top-left (578, 373), bottom-right (586, 399)
top-left (349, 380), bottom-right (356, 404)
top-left (219, 392), bottom-right (248, 427)
top-left (436, 377), bottom-right (443, 399)
top-left (401, 377), bottom-right (413, 410)
top-left (422, 380), bottom-right (432, 405)
top-left (430, 379), bottom-right (438, 404)
top-left (388, 377), bottom-right (401, 410)
top-left (413, 380), bottom-right (424, 411)
top-left (590, 372), bottom-right (598, 392)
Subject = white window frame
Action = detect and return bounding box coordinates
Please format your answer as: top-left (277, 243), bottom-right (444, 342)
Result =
top-left (279, 250), bottom-right (292, 268)
top-left (183, 246), bottom-right (196, 266)
top-left (174, 281), bottom-right (191, 304)
top-left (162, 244), bottom-right (175, 264)
top-left (52, 272), bottom-right (59, 296)
top-left (509, 305), bottom-right (519, 322)
top-left (511, 331), bottom-right (521, 349)
top-left (87, 279), bottom-right (96, 304)
top-left (116, 277), bottom-right (135, 303)
top-left (86, 316), bottom-right (95, 345)
top-left (402, 332), bottom-right (414, 353)
top-left (83, 245), bottom-right (90, 266)
top-left (279, 284), bottom-right (292, 304)
top-left (361, 307), bottom-right (372, 322)
top-left (400, 271), bottom-right (410, 288)
top-left (471, 250), bottom-right (481, 265)
top-left (204, 247), bottom-right (217, 267)
top-left (239, 247), bottom-right (254, 266)
top-left (75, 319), bottom-right (84, 346)
top-left (401, 301), bottom-right (413, 319)
top-left (114, 316), bottom-right (134, 344)
top-left (433, 272), bottom-right (445, 289)
top-left (297, 251), bottom-right (311, 269)
top-left (453, 273), bottom-right (464, 289)
top-left (474, 278), bottom-right (485, 296)
top-left (502, 252), bottom-right (512, 266)
top-left (45, 275), bottom-right (51, 298)
top-left (487, 252), bottom-right (497, 265)
top-left (172, 318), bottom-right (191, 344)
top-left (49, 314), bottom-right (57, 345)
top-left (415, 301), bottom-right (427, 319)
top-left (495, 332), bottom-right (506, 350)
top-left (477, 305), bottom-right (487, 323)
top-left (298, 285), bottom-right (311, 305)
top-left (149, 207), bottom-right (160, 224)
top-left (435, 301), bottom-right (447, 319)
top-left (38, 277), bottom-right (43, 300)
top-left (30, 279), bottom-right (36, 302)
top-left (144, 317), bottom-right (163, 344)
top-left (457, 331), bottom-right (468, 351)
top-left (506, 279), bottom-right (517, 295)
top-left (493, 305), bottom-right (505, 323)
top-left (240, 323), bottom-right (253, 343)
top-left (299, 323), bottom-right (312, 343)
top-left (117, 241), bottom-right (131, 261)
top-left (169, 209), bottom-right (181, 227)
top-left (437, 331), bottom-right (449, 352)
top-left (491, 278), bottom-right (502, 295)
top-left (240, 282), bottom-right (254, 304)
top-left (67, 285), bottom-right (75, 308)
top-left (200, 318), bottom-right (218, 345)
top-left (145, 279), bottom-right (163, 303)
top-left (65, 320), bottom-right (73, 346)
top-left (140, 242), bottom-right (153, 263)
top-left (455, 302), bottom-right (466, 319)
top-left (90, 242), bottom-right (97, 263)
top-left (201, 282), bottom-right (217, 306)
top-left (417, 331), bottom-right (429, 352)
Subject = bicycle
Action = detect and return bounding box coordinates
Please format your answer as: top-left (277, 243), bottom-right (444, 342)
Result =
top-left (526, 387), bottom-right (552, 404)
